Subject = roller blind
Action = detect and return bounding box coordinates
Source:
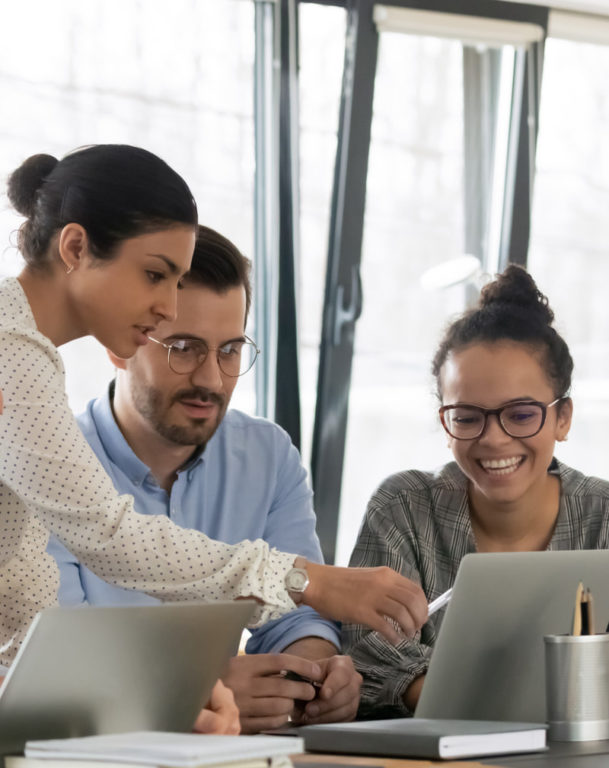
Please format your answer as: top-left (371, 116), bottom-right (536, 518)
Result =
top-left (373, 5), bottom-right (545, 46)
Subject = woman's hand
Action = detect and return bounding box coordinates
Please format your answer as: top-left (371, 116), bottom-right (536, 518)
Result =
top-left (403, 673), bottom-right (426, 711)
top-left (303, 562), bottom-right (428, 645)
top-left (193, 680), bottom-right (240, 734)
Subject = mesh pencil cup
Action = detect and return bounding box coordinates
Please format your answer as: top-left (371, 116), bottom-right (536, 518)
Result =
top-left (544, 633), bottom-right (609, 741)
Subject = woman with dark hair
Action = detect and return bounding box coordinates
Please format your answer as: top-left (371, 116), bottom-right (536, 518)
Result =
top-left (344, 265), bottom-right (609, 718)
top-left (0, 146), bottom-right (427, 678)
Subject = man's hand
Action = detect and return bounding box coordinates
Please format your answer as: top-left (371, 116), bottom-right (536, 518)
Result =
top-left (222, 653), bottom-right (322, 734)
top-left (193, 680), bottom-right (240, 734)
top-left (303, 562), bottom-right (428, 645)
top-left (292, 654), bottom-right (362, 725)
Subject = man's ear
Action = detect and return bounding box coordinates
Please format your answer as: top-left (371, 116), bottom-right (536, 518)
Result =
top-left (106, 349), bottom-right (128, 370)
top-left (58, 223), bottom-right (90, 274)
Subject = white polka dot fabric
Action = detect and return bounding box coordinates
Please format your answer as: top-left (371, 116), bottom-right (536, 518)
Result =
top-left (0, 277), bottom-right (296, 667)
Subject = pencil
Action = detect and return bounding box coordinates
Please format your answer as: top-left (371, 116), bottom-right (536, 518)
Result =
top-left (572, 581), bottom-right (584, 636)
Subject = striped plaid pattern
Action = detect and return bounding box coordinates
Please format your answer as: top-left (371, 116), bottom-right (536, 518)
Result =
top-left (343, 459), bottom-right (609, 718)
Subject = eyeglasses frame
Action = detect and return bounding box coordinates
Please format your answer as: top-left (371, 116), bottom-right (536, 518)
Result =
top-left (439, 398), bottom-right (563, 441)
top-left (147, 334), bottom-right (260, 378)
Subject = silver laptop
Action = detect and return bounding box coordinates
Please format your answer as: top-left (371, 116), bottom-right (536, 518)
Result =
top-left (416, 550), bottom-right (609, 722)
top-left (0, 601), bottom-right (255, 756)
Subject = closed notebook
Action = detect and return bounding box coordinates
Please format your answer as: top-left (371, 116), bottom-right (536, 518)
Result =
top-left (22, 732), bottom-right (302, 768)
top-left (8, 759), bottom-right (291, 768)
top-left (300, 719), bottom-right (547, 760)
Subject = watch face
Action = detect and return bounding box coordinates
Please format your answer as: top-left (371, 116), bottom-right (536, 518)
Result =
top-left (287, 567), bottom-right (309, 592)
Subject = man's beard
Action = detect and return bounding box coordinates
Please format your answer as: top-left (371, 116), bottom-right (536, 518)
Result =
top-left (130, 381), bottom-right (226, 447)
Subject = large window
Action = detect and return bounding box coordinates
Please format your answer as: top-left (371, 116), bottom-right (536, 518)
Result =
top-left (298, 3), bottom-right (347, 465)
top-left (334, 30), bottom-right (464, 562)
top-left (528, 35), bottom-right (609, 479)
top-left (330, 24), bottom-right (532, 563)
top-left (0, 0), bottom-right (256, 413)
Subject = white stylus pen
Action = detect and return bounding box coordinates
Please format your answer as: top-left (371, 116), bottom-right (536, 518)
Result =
top-left (428, 587), bottom-right (453, 617)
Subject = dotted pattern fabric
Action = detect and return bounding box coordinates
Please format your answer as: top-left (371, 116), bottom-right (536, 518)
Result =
top-left (0, 277), bottom-right (296, 667)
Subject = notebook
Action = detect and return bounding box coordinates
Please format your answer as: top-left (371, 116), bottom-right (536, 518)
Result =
top-left (21, 731), bottom-right (302, 767)
top-left (300, 719), bottom-right (546, 759)
top-left (416, 550), bottom-right (609, 721)
top-left (0, 602), bottom-right (255, 756)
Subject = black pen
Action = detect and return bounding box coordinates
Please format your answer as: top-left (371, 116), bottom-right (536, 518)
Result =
top-left (279, 669), bottom-right (322, 688)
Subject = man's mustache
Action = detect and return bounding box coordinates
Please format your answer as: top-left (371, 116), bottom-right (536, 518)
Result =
top-left (173, 388), bottom-right (225, 408)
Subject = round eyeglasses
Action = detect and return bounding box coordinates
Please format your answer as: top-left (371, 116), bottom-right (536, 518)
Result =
top-left (439, 399), bottom-right (562, 441)
top-left (148, 335), bottom-right (260, 377)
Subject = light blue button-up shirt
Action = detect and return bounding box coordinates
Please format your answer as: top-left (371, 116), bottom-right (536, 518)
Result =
top-left (47, 386), bottom-right (340, 653)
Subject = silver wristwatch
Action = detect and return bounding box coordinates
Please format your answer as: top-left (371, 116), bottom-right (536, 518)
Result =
top-left (285, 564), bottom-right (310, 605)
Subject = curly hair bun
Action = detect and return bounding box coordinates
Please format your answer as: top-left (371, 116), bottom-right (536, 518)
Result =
top-left (432, 263), bottom-right (572, 398)
top-left (7, 154), bottom-right (59, 218)
top-left (480, 263), bottom-right (554, 326)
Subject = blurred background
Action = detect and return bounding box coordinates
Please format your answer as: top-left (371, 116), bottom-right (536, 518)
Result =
top-left (1, 0), bottom-right (608, 563)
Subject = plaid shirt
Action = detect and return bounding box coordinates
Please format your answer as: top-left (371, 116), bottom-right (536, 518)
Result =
top-left (343, 459), bottom-right (609, 718)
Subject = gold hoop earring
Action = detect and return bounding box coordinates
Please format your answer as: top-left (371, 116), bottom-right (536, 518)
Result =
top-left (66, 265), bottom-right (74, 275)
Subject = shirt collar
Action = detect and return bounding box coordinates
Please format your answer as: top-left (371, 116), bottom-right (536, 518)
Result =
top-left (90, 382), bottom-right (152, 486)
top-left (183, 443), bottom-right (206, 470)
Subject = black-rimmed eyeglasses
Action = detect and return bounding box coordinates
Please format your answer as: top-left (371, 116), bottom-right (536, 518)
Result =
top-left (148, 335), bottom-right (260, 377)
top-left (439, 399), bottom-right (562, 440)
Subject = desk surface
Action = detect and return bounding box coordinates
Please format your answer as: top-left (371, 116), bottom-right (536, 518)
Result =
top-left (481, 738), bottom-right (609, 767)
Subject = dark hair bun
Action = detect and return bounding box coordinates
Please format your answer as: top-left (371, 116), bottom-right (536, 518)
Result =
top-left (479, 263), bottom-right (554, 326)
top-left (432, 263), bottom-right (572, 398)
top-left (7, 154), bottom-right (58, 217)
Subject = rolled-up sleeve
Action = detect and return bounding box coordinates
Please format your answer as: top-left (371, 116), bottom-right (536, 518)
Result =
top-left (342, 492), bottom-right (436, 718)
top-left (247, 430), bottom-right (340, 652)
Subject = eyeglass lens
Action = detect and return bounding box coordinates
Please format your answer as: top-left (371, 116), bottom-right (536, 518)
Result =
top-left (168, 339), bottom-right (258, 377)
top-left (443, 402), bottom-right (545, 439)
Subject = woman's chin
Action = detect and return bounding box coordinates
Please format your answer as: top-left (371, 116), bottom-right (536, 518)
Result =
top-left (105, 340), bottom-right (137, 360)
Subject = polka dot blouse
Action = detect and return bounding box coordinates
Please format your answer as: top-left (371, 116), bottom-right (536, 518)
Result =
top-left (0, 277), bottom-right (296, 668)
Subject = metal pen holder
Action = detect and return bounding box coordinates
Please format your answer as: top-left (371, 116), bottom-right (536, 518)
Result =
top-left (545, 633), bottom-right (609, 741)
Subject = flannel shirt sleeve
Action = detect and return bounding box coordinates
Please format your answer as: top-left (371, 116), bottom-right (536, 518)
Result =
top-left (342, 486), bottom-right (438, 718)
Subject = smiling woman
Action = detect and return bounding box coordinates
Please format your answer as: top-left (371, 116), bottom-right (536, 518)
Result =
top-left (0, 144), bottom-right (430, 676)
top-left (343, 265), bottom-right (609, 719)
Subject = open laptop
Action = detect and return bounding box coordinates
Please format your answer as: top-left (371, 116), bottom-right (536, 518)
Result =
top-left (416, 550), bottom-right (609, 721)
top-left (300, 550), bottom-right (609, 758)
top-left (0, 601), bottom-right (255, 756)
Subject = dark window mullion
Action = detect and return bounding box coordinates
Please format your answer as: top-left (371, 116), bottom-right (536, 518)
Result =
top-left (499, 33), bottom-right (547, 269)
top-left (275, 0), bottom-right (302, 449)
top-left (310, 0), bottom-right (378, 564)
